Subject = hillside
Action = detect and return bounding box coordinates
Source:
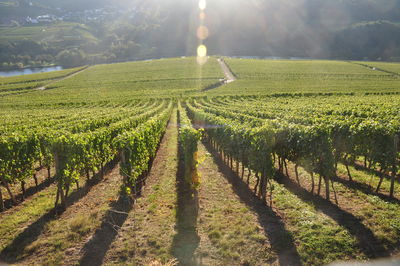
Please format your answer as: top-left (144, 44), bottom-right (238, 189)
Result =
top-left (1, 0), bottom-right (400, 70)
top-left (0, 57), bottom-right (399, 265)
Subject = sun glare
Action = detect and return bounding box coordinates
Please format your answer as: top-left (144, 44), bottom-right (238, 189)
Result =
top-left (197, 0), bottom-right (208, 66)
top-left (199, 0), bottom-right (206, 11)
top-left (197, 25), bottom-right (209, 40)
top-left (197, 45), bottom-right (207, 57)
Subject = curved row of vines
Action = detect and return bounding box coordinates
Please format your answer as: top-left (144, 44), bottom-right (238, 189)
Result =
top-left (0, 99), bottom-right (171, 211)
top-left (186, 95), bottom-right (400, 202)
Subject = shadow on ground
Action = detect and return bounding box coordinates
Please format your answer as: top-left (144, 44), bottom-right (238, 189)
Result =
top-left (277, 171), bottom-right (391, 259)
top-left (332, 174), bottom-right (400, 205)
top-left (0, 159), bottom-right (118, 263)
top-left (352, 161), bottom-right (400, 184)
top-left (3, 175), bottom-right (55, 210)
top-left (78, 194), bottom-right (132, 266)
top-left (204, 140), bottom-right (302, 266)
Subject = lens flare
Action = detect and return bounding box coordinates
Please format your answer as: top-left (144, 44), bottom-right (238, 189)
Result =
top-left (197, 26), bottom-right (209, 40)
top-left (199, 11), bottom-right (206, 20)
top-left (197, 56), bottom-right (208, 65)
top-left (197, 45), bottom-right (207, 57)
top-left (197, 0), bottom-right (207, 66)
top-left (199, 0), bottom-right (206, 10)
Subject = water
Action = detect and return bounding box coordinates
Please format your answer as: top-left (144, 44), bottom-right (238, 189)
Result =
top-left (0, 66), bottom-right (63, 77)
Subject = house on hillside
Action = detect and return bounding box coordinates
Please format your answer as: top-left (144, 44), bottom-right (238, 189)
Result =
top-left (26, 16), bottom-right (38, 24)
top-left (36, 14), bottom-right (57, 23)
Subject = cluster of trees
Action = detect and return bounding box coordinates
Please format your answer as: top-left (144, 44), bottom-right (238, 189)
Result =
top-left (331, 20), bottom-right (400, 61)
top-left (0, 21), bottom-right (156, 69)
top-left (1, 0), bottom-right (400, 70)
top-left (0, 40), bottom-right (87, 69)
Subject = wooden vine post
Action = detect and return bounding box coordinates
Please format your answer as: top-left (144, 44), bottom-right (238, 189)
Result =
top-left (389, 135), bottom-right (399, 198)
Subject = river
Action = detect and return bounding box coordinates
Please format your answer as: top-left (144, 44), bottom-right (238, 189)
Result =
top-left (0, 66), bottom-right (63, 77)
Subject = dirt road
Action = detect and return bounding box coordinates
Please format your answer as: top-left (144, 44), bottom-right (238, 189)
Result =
top-left (218, 58), bottom-right (236, 84)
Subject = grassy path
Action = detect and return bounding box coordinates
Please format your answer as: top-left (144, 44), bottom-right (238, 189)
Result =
top-left (283, 162), bottom-right (400, 257)
top-left (2, 163), bottom-right (122, 265)
top-left (0, 183), bottom-right (58, 254)
top-left (1, 166), bottom-right (54, 211)
top-left (203, 140), bottom-right (368, 265)
top-left (104, 110), bottom-right (179, 265)
top-left (193, 141), bottom-right (296, 265)
top-left (0, 66), bottom-right (89, 98)
top-left (35, 66), bottom-right (90, 91)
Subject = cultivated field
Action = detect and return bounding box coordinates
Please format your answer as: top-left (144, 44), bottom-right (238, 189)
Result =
top-left (209, 58), bottom-right (400, 95)
top-left (0, 57), bottom-right (399, 265)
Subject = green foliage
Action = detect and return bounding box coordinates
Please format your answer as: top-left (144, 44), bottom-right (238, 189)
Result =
top-left (187, 101), bottom-right (276, 200)
top-left (0, 66), bottom-right (84, 94)
top-left (1, 0), bottom-right (400, 67)
top-left (208, 58), bottom-right (400, 96)
top-left (115, 103), bottom-right (173, 191)
top-left (51, 101), bottom-right (171, 204)
top-left (0, 134), bottom-right (40, 184)
top-left (333, 21), bottom-right (400, 60)
top-left (0, 97), bottom-right (171, 208)
top-left (189, 94), bottom-right (400, 198)
top-left (178, 102), bottom-right (202, 187)
top-left (56, 49), bottom-right (86, 68)
top-left (0, 56), bottom-right (399, 265)
top-left (0, 57), bottom-right (223, 104)
top-left (0, 23), bottom-right (98, 69)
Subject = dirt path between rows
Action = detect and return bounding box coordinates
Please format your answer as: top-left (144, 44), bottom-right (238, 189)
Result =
top-left (349, 61), bottom-right (400, 77)
top-left (202, 58), bottom-right (236, 91)
top-left (218, 58), bottom-right (236, 84)
top-left (36, 66), bottom-right (90, 91)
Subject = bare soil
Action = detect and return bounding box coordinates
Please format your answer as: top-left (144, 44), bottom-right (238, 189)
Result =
top-left (218, 58), bottom-right (236, 84)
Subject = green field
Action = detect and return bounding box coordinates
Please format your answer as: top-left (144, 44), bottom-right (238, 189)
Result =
top-left (0, 58), bottom-right (223, 104)
top-left (0, 22), bottom-right (96, 43)
top-left (0, 57), bottom-right (399, 265)
top-left (0, 66), bottom-right (85, 96)
top-left (358, 61), bottom-right (400, 75)
top-left (207, 58), bottom-right (400, 95)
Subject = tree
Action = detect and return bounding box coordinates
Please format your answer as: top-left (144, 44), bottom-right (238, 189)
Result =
top-left (56, 49), bottom-right (86, 67)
